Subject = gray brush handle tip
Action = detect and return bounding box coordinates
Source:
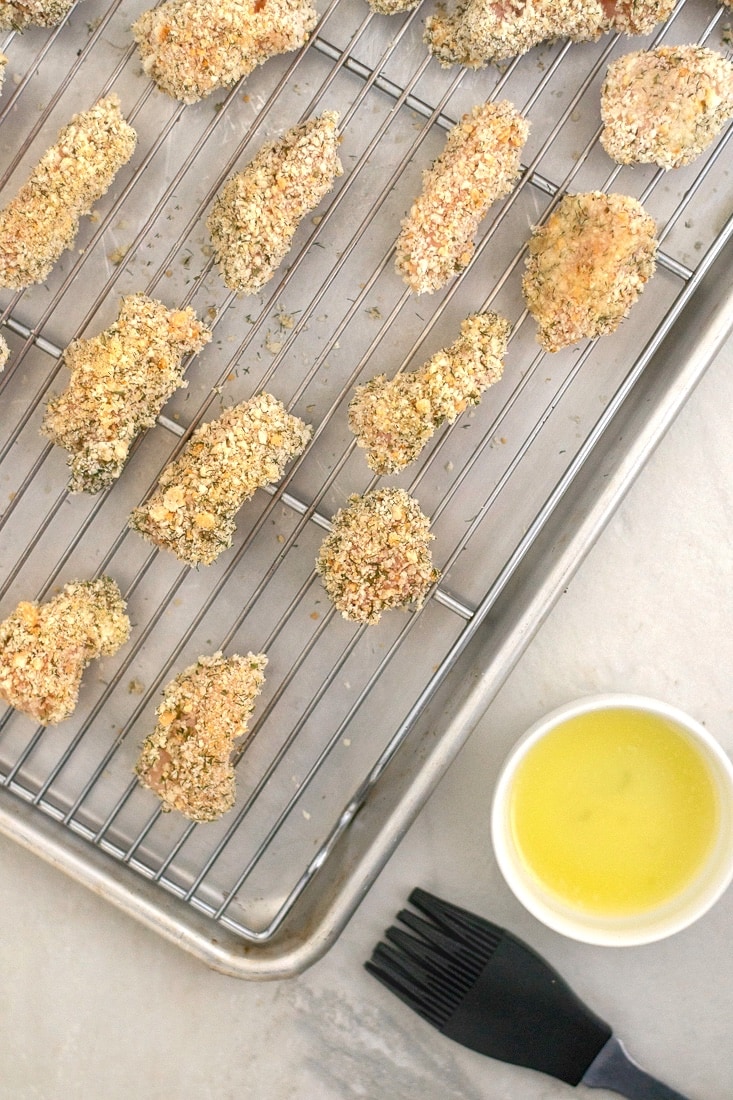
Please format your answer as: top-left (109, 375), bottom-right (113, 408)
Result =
top-left (582, 1036), bottom-right (692, 1100)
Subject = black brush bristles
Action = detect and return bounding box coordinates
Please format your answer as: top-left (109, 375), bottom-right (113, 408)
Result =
top-left (366, 888), bottom-right (618, 1088)
top-left (409, 888), bottom-right (504, 957)
top-left (364, 889), bottom-right (692, 1094)
top-left (365, 889), bottom-right (504, 1030)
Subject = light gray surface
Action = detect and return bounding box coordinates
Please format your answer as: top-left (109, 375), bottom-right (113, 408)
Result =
top-left (1, 336), bottom-right (731, 1097)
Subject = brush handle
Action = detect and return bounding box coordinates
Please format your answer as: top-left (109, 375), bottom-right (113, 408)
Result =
top-left (582, 1036), bottom-right (691, 1100)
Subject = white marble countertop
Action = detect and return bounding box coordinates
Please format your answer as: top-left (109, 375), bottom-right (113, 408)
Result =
top-left (2, 336), bottom-right (732, 1100)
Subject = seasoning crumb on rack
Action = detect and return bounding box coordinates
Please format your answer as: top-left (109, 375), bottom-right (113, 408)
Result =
top-left (42, 295), bottom-right (212, 494)
top-left (0, 333), bottom-right (8, 371)
top-left (600, 45), bottom-right (733, 171)
top-left (0, 577), bottom-right (130, 726)
top-left (315, 487), bottom-right (440, 624)
top-left (348, 311), bottom-right (510, 473)
top-left (135, 651), bottom-right (267, 822)
top-left (395, 101), bottom-right (529, 295)
top-left (133, 0), bottom-right (317, 104)
top-left (207, 111), bottom-right (343, 295)
top-left (0, 0), bottom-right (76, 30)
top-left (522, 191), bottom-right (657, 353)
top-left (425, 0), bottom-right (676, 68)
top-left (129, 391), bottom-right (313, 566)
top-left (0, 52), bottom-right (6, 91)
top-left (0, 95), bottom-right (137, 290)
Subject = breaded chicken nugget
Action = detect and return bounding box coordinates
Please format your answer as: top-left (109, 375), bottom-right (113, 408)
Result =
top-left (601, 46), bottom-right (733, 170)
top-left (207, 111), bottom-right (342, 295)
top-left (366, 0), bottom-right (420, 12)
top-left (0, 577), bottom-right (130, 726)
top-left (316, 487), bottom-right (440, 624)
top-left (0, 0), bottom-right (77, 30)
top-left (133, 0), bottom-right (317, 104)
top-left (0, 95), bottom-right (136, 290)
top-left (348, 311), bottom-right (509, 473)
top-left (522, 191), bottom-right (657, 353)
top-left (426, 0), bottom-right (676, 68)
top-left (395, 101), bottom-right (529, 294)
top-left (135, 651), bottom-right (267, 822)
top-left (610, 0), bottom-right (677, 35)
top-left (427, 0), bottom-right (601, 67)
top-left (42, 295), bottom-right (211, 494)
top-left (129, 392), bottom-right (312, 566)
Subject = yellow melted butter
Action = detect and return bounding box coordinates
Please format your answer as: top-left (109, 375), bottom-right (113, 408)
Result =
top-left (510, 709), bottom-right (720, 916)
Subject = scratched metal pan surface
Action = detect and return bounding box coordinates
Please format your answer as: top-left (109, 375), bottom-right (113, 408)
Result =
top-left (0, 0), bottom-right (732, 977)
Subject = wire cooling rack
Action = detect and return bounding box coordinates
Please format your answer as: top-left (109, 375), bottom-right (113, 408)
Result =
top-left (1, 0), bottom-right (732, 975)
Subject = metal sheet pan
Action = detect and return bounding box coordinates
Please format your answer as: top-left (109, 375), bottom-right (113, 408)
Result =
top-left (1, 0), bottom-right (731, 977)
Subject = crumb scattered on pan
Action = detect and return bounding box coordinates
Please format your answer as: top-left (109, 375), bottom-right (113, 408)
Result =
top-left (425, 0), bottom-right (676, 69)
top-left (395, 101), bottom-right (529, 294)
top-left (600, 45), bottom-right (733, 170)
top-left (0, 333), bottom-right (8, 372)
top-left (522, 191), bottom-right (657, 353)
top-left (0, 0), bottom-right (77, 30)
top-left (42, 295), bottom-right (211, 494)
top-left (132, 0), bottom-right (317, 104)
top-left (315, 487), bottom-right (439, 624)
top-left (0, 577), bottom-right (130, 726)
top-left (349, 311), bottom-right (510, 473)
top-left (0, 95), bottom-right (137, 290)
top-left (129, 391), bottom-right (312, 566)
top-left (108, 244), bottom-right (130, 265)
top-left (135, 651), bottom-right (267, 822)
top-left (207, 111), bottom-right (343, 295)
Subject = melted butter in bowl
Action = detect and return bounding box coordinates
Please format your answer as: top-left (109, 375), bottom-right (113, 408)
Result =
top-left (491, 695), bottom-right (733, 945)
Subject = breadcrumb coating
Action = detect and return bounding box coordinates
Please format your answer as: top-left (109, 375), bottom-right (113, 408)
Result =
top-left (395, 101), bottom-right (529, 295)
top-left (206, 111), bottom-right (341, 297)
top-left (600, 46), bottom-right (733, 170)
top-left (425, 0), bottom-right (676, 68)
top-left (0, 577), bottom-right (130, 726)
top-left (316, 487), bottom-right (440, 625)
top-left (522, 191), bottom-right (657, 353)
top-left (0, 95), bottom-right (137, 290)
top-left (207, 111), bottom-right (343, 295)
top-left (42, 296), bottom-right (212, 494)
top-left (133, 0), bottom-right (317, 104)
top-left (427, 0), bottom-right (601, 67)
top-left (0, 0), bottom-right (76, 30)
top-left (129, 392), bottom-right (312, 566)
top-left (0, 334), bottom-right (8, 372)
top-left (610, 0), bottom-right (676, 36)
top-left (348, 311), bottom-right (510, 474)
top-left (135, 651), bottom-right (267, 822)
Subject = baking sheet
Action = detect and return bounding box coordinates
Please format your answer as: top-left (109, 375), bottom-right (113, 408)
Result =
top-left (1, 0), bottom-right (731, 968)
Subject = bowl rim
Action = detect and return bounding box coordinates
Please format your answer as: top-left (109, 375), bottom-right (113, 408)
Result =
top-left (490, 693), bottom-right (733, 946)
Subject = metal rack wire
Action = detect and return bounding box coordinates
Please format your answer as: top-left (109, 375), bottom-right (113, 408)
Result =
top-left (1, 0), bottom-right (732, 968)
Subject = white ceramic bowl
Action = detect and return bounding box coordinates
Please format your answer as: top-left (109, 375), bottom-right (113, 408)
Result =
top-left (491, 694), bottom-right (733, 946)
